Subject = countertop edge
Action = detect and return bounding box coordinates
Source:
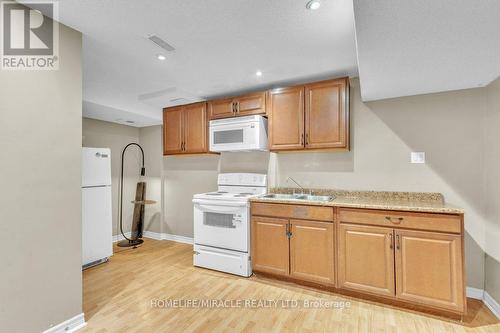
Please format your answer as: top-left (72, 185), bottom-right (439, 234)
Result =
top-left (249, 198), bottom-right (465, 215)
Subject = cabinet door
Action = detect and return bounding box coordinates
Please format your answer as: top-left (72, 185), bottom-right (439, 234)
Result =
top-left (236, 92), bottom-right (266, 116)
top-left (305, 78), bottom-right (349, 149)
top-left (268, 86), bottom-right (305, 151)
top-left (338, 224), bottom-right (395, 297)
top-left (395, 229), bottom-right (464, 312)
top-left (251, 216), bottom-right (289, 276)
top-left (163, 107), bottom-right (184, 155)
top-left (184, 102), bottom-right (208, 153)
top-left (208, 98), bottom-right (235, 119)
top-left (290, 219), bottom-right (335, 285)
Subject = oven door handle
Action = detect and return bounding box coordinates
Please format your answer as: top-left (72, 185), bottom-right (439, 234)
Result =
top-left (193, 200), bottom-right (247, 213)
top-left (192, 199), bottom-right (248, 207)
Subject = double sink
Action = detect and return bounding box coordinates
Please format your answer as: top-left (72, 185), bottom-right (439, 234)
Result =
top-left (261, 193), bottom-right (335, 202)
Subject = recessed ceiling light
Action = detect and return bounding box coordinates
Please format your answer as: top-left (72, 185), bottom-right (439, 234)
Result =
top-left (306, 0), bottom-right (321, 10)
top-left (256, 70), bottom-right (263, 77)
top-left (157, 54), bottom-right (166, 61)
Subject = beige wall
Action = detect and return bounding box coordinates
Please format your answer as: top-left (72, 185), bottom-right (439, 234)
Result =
top-left (139, 126), bottom-right (162, 233)
top-left (484, 78), bottom-right (500, 301)
top-left (82, 118), bottom-right (141, 236)
top-left (161, 152), bottom-right (273, 238)
top-left (0, 24), bottom-right (83, 333)
top-left (163, 155), bottom-right (219, 237)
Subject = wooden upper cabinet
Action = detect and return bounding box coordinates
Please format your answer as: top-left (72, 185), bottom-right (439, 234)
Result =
top-left (267, 77), bottom-right (350, 152)
top-left (395, 229), bottom-right (464, 312)
top-left (305, 78), bottom-right (349, 150)
top-left (268, 86), bottom-right (305, 150)
top-left (251, 216), bottom-right (290, 276)
top-left (184, 103), bottom-right (207, 153)
top-left (208, 98), bottom-right (234, 120)
top-left (208, 92), bottom-right (266, 120)
top-left (163, 102), bottom-right (208, 155)
top-left (289, 219), bottom-right (335, 285)
top-left (163, 107), bottom-right (184, 155)
top-left (236, 92), bottom-right (266, 116)
top-left (337, 223), bottom-right (395, 297)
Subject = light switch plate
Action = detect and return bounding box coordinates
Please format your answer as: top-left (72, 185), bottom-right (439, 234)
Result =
top-left (411, 152), bottom-right (425, 164)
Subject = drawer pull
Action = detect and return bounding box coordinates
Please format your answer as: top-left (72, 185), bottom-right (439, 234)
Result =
top-left (385, 216), bottom-right (404, 224)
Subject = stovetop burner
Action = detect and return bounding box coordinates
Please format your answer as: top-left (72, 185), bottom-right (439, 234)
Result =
top-left (206, 191), bottom-right (228, 196)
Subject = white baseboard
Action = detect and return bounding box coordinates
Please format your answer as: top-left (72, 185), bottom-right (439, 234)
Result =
top-left (466, 287), bottom-right (484, 300)
top-left (42, 313), bottom-right (86, 333)
top-left (465, 287), bottom-right (500, 319)
top-left (143, 230), bottom-right (163, 240)
top-left (113, 231), bottom-right (193, 245)
top-left (161, 232), bottom-right (194, 244)
top-left (483, 291), bottom-right (500, 319)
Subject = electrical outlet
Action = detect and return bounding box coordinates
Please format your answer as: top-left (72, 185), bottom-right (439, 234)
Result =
top-left (411, 152), bottom-right (425, 164)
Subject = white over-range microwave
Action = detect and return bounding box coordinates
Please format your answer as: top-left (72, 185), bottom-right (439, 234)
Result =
top-left (209, 115), bottom-right (268, 152)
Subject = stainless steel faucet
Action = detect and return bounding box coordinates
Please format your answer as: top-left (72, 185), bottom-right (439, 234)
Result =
top-left (286, 177), bottom-right (309, 195)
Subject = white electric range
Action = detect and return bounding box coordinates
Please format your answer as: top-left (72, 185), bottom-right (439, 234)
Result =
top-left (192, 173), bottom-right (267, 277)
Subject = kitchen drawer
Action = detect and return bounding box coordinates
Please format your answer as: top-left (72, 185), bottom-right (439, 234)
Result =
top-left (251, 202), bottom-right (334, 222)
top-left (338, 208), bottom-right (462, 234)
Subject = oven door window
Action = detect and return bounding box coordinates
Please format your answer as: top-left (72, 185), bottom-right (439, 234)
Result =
top-left (213, 129), bottom-right (244, 145)
top-left (203, 212), bottom-right (236, 228)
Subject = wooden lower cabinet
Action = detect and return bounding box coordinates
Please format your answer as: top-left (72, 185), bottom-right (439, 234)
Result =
top-left (251, 216), bottom-right (289, 276)
top-left (395, 229), bottom-right (464, 312)
top-left (336, 220), bottom-right (465, 313)
top-left (290, 219), bottom-right (335, 285)
top-left (251, 204), bottom-right (465, 315)
top-left (337, 224), bottom-right (395, 297)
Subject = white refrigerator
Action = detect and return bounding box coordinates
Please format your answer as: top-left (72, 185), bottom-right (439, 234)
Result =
top-left (82, 147), bottom-right (113, 268)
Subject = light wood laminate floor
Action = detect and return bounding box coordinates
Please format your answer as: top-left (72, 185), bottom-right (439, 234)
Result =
top-left (81, 239), bottom-right (499, 333)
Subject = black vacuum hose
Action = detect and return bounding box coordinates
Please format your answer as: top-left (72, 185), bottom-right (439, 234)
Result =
top-left (119, 143), bottom-right (145, 243)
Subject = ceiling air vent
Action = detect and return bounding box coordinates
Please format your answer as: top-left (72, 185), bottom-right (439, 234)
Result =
top-left (147, 35), bottom-right (175, 52)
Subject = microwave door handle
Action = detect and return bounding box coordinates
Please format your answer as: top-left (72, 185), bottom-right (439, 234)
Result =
top-left (211, 125), bottom-right (252, 132)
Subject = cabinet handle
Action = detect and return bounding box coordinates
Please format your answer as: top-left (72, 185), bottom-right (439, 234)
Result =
top-left (286, 223), bottom-right (292, 239)
top-left (235, 102), bottom-right (239, 113)
top-left (305, 133), bottom-right (309, 145)
top-left (301, 133), bottom-right (304, 145)
top-left (389, 233), bottom-right (393, 249)
top-left (396, 234), bottom-right (400, 250)
top-left (385, 216), bottom-right (403, 224)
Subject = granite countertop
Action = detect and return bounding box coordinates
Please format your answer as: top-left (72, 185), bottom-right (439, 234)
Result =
top-left (249, 188), bottom-right (464, 214)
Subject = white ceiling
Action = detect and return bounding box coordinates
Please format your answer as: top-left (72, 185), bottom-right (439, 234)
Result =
top-left (29, 1), bottom-right (500, 124)
top-left (353, 0), bottom-right (500, 101)
top-left (50, 0), bottom-right (359, 126)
